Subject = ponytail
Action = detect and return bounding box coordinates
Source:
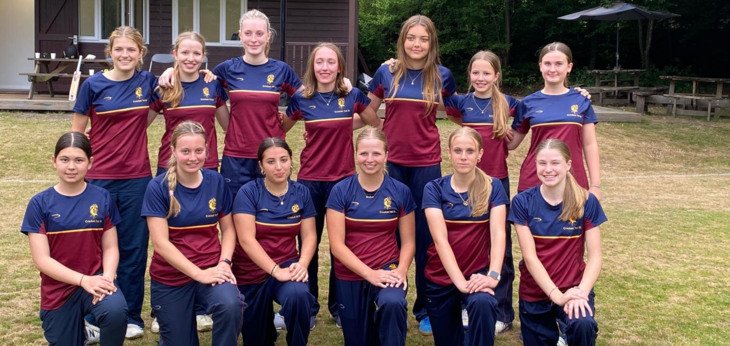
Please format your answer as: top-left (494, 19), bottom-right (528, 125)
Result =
top-left (158, 64), bottom-right (185, 108)
top-left (560, 172), bottom-right (588, 222)
top-left (165, 153), bottom-right (181, 218)
top-left (490, 86), bottom-right (509, 139)
top-left (468, 167), bottom-right (493, 217)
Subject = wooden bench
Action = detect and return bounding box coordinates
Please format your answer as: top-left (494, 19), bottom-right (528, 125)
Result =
top-left (587, 86), bottom-right (639, 105)
top-left (663, 94), bottom-right (723, 120)
top-left (19, 72), bottom-right (89, 99)
top-left (632, 87), bottom-right (670, 114)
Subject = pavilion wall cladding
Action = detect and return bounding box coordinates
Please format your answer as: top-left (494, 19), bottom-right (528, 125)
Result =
top-left (34, 0), bottom-right (356, 94)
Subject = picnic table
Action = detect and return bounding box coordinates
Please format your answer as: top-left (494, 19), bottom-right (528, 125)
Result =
top-left (660, 75), bottom-right (730, 120)
top-left (586, 68), bottom-right (644, 105)
top-left (20, 57), bottom-right (109, 100)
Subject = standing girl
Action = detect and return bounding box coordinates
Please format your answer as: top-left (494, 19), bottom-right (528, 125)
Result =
top-left (326, 127), bottom-right (415, 346)
top-left (233, 137), bottom-right (317, 346)
top-left (509, 139), bottom-right (605, 345)
top-left (366, 14), bottom-right (456, 334)
top-left (422, 127), bottom-right (508, 346)
top-left (282, 42), bottom-right (380, 325)
top-left (141, 121), bottom-right (243, 345)
top-left (71, 26), bottom-right (156, 339)
top-left (21, 132), bottom-right (128, 345)
top-left (443, 50), bottom-right (521, 333)
top-left (510, 42), bottom-right (601, 200)
top-left (151, 31), bottom-right (229, 176)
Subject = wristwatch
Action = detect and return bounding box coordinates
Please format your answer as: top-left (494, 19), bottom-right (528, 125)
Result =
top-left (220, 258), bottom-right (232, 266)
top-left (487, 270), bottom-right (501, 281)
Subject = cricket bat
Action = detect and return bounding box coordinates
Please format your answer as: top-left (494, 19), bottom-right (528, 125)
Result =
top-left (68, 56), bottom-right (83, 101)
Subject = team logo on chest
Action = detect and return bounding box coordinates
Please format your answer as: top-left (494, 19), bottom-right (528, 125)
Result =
top-left (291, 204), bottom-right (300, 213)
top-left (89, 204), bottom-right (99, 219)
top-left (135, 87), bottom-right (143, 99)
top-left (208, 198), bottom-right (217, 213)
top-left (203, 87), bottom-right (210, 98)
top-left (566, 104), bottom-right (581, 118)
top-left (338, 97), bottom-right (345, 109)
top-left (266, 74), bottom-right (275, 84)
top-left (383, 196), bottom-right (392, 210)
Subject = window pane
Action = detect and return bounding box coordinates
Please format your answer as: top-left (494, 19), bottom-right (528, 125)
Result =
top-left (101, 0), bottom-right (122, 38)
top-left (133, 0), bottom-right (145, 37)
top-left (200, 0), bottom-right (220, 42)
top-left (178, 0), bottom-right (194, 34)
top-left (226, 0), bottom-right (243, 41)
top-left (79, 0), bottom-right (95, 36)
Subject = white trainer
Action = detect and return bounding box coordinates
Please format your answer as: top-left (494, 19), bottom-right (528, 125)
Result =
top-left (196, 314), bottom-right (213, 332)
top-left (125, 323), bottom-right (144, 339)
top-left (274, 312), bottom-right (286, 330)
top-left (84, 320), bottom-right (100, 345)
top-left (150, 318), bottom-right (160, 334)
top-left (495, 321), bottom-right (512, 335)
top-left (461, 309), bottom-right (469, 328)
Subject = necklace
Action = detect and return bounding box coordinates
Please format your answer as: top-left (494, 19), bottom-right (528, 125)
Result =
top-left (264, 180), bottom-right (289, 205)
top-left (318, 91), bottom-right (335, 107)
top-left (407, 70), bottom-right (423, 85)
top-left (456, 190), bottom-right (469, 206)
top-left (471, 93), bottom-right (492, 114)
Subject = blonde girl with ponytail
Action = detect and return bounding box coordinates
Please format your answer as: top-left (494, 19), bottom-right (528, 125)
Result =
top-left (509, 138), bottom-right (606, 345)
top-left (422, 127), bottom-right (509, 345)
top-left (150, 31), bottom-right (229, 177)
top-left (142, 121), bottom-right (243, 345)
top-left (443, 50), bottom-right (524, 333)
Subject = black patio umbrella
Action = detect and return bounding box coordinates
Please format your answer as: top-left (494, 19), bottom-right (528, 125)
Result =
top-left (558, 2), bottom-right (679, 68)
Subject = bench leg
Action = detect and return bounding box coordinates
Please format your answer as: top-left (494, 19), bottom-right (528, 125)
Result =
top-left (672, 98), bottom-right (677, 116)
top-left (707, 102), bottom-right (712, 121)
top-left (27, 81), bottom-right (35, 100)
top-left (635, 96), bottom-right (646, 115)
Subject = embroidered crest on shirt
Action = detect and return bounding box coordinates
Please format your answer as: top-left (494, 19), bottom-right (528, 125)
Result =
top-left (203, 87), bottom-right (210, 98)
top-left (266, 74), bottom-right (275, 84)
top-left (570, 104), bottom-right (579, 113)
top-left (291, 204), bottom-right (300, 213)
top-left (135, 87), bottom-right (143, 99)
top-left (208, 198), bottom-right (217, 213)
top-left (388, 263), bottom-right (398, 270)
top-left (338, 97), bottom-right (345, 109)
top-left (383, 197), bottom-right (392, 210)
top-left (89, 204), bottom-right (99, 219)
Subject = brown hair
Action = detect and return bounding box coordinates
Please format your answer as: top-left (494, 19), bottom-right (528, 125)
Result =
top-left (392, 15), bottom-right (443, 115)
top-left (448, 127), bottom-right (492, 217)
top-left (158, 31), bottom-right (207, 108)
top-left (165, 121), bottom-right (207, 218)
top-left (538, 42), bottom-right (573, 87)
top-left (239, 9), bottom-right (276, 56)
top-left (105, 26), bottom-right (148, 70)
top-left (535, 138), bottom-right (588, 222)
top-left (467, 50), bottom-right (509, 138)
top-left (301, 43), bottom-right (349, 98)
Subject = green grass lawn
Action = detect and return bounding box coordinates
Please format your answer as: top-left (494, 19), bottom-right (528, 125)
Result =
top-left (0, 111), bottom-right (728, 345)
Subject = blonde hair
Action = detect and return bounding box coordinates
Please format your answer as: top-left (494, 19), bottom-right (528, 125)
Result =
top-left (165, 121), bottom-right (207, 218)
top-left (239, 9), bottom-right (275, 56)
top-left (539, 42), bottom-right (573, 87)
top-left (392, 15), bottom-right (443, 115)
top-left (159, 31), bottom-right (207, 108)
top-left (467, 50), bottom-right (509, 138)
top-left (535, 138), bottom-right (588, 222)
top-left (448, 127), bottom-right (492, 217)
top-left (105, 26), bottom-right (147, 70)
top-left (302, 43), bottom-right (349, 98)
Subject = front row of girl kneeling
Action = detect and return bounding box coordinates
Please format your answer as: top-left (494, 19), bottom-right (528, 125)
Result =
top-left (23, 123), bottom-right (605, 346)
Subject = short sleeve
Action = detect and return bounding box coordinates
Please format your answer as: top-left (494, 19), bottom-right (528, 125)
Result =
top-left (351, 88), bottom-right (371, 114)
top-left (369, 65), bottom-right (389, 99)
top-left (72, 78), bottom-right (94, 115)
top-left (508, 96), bottom-right (522, 119)
top-left (233, 182), bottom-right (259, 215)
top-left (508, 193), bottom-right (530, 225)
top-left (489, 179), bottom-right (509, 208)
top-left (20, 195), bottom-right (45, 235)
top-left (444, 94), bottom-right (464, 118)
top-left (513, 101), bottom-right (529, 133)
top-left (440, 67), bottom-right (457, 97)
top-left (582, 100), bottom-right (598, 125)
top-left (280, 63), bottom-right (302, 96)
top-left (421, 180), bottom-right (442, 210)
top-left (141, 179), bottom-right (170, 218)
top-left (104, 190), bottom-right (122, 228)
top-left (286, 92), bottom-right (303, 120)
top-left (218, 177), bottom-right (233, 217)
top-left (398, 183), bottom-right (417, 215)
top-left (298, 186), bottom-right (316, 218)
top-left (583, 194), bottom-right (607, 230)
top-left (325, 182), bottom-right (348, 212)
top-left (215, 80), bottom-right (228, 105)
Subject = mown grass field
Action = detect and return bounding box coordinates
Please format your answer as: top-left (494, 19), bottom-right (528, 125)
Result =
top-left (0, 111), bottom-right (728, 345)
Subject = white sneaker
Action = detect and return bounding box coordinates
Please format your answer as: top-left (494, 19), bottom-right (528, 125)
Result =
top-left (84, 321), bottom-right (100, 345)
top-left (495, 321), bottom-right (512, 335)
top-left (274, 312), bottom-right (286, 330)
top-left (196, 314), bottom-right (213, 332)
top-left (557, 336), bottom-right (568, 346)
top-left (125, 323), bottom-right (144, 339)
top-left (461, 309), bottom-right (469, 328)
top-left (150, 318), bottom-right (160, 334)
